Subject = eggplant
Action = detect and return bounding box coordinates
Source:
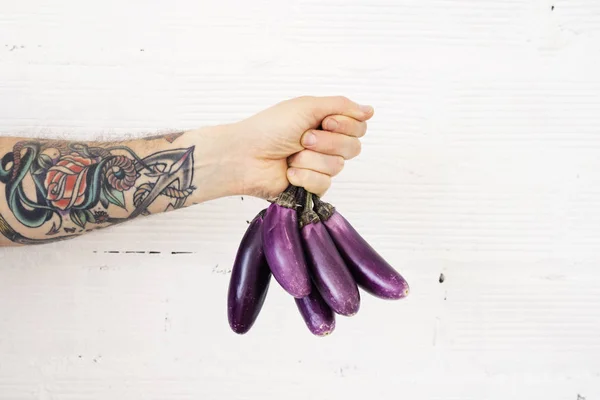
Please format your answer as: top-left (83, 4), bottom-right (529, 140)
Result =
top-left (227, 210), bottom-right (272, 334)
top-left (295, 287), bottom-right (336, 336)
top-left (300, 196), bottom-right (360, 316)
top-left (315, 200), bottom-right (410, 300)
top-left (262, 187), bottom-right (311, 298)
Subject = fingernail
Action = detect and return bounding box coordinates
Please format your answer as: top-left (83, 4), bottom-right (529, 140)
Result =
top-left (359, 104), bottom-right (373, 114)
top-left (288, 168), bottom-right (296, 177)
top-left (303, 132), bottom-right (317, 146)
top-left (324, 118), bottom-right (338, 131)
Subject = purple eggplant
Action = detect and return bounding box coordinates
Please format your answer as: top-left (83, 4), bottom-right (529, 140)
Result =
top-left (300, 198), bottom-right (360, 316)
top-left (262, 187), bottom-right (311, 298)
top-left (295, 287), bottom-right (336, 336)
top-left (227, 210), bottom-right (272, 334)
top-left (315, 200), bottom-right (410, 300)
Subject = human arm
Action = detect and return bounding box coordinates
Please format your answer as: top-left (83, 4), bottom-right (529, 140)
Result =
top-left (0, 96), bottom-right (373, 246)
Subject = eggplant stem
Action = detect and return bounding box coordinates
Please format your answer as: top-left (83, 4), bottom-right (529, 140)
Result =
top-left (305, 192), bottom-right (314, 211)
top-left (299, 192), bottom-right (320, 228)
top-left (295, 187), bottom-right (307, 210)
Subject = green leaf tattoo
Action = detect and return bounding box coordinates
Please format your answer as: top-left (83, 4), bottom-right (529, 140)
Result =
top-left (70, 209), bottom-right (88, 229)
top-left (102, 186), bottom-right (126, 209)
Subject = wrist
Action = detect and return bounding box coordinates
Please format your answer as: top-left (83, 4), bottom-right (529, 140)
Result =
top-left (183, 122), bottom-right (248, 202)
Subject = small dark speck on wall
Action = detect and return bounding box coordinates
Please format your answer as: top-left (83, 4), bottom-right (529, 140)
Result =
top-left (551, 5), bottom-right (555, 10)
top-left (246, 220), bottom-right (250, 224)
top-left (577, 395), bottom-right (586, 400)
top-left (140, 49), bottom-right (144, 51)
top-left (439, 273), bottom-right (445, 283)
top-left (241, 196), bottom-right (244, 201)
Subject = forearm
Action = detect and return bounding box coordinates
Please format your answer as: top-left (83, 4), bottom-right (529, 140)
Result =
top-left (0, 124), bottom-right (243, 246)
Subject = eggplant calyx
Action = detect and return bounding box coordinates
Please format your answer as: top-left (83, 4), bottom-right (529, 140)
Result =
top-left (314, 198), bottom-right (335, 221)
top-left (275, 185), bottom-right (298, 208)
top-left (299, 209), bottom-right (320, 229)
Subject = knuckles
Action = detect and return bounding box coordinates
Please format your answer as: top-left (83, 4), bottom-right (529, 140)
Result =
top-left (335, 96), bottom-right (352, 108)
top-left (355, 139), bottom-right (362, 157)
top-left (358, 122), bottom-right (367, 137)
top-left (333, 156), bottom-right (345, 175)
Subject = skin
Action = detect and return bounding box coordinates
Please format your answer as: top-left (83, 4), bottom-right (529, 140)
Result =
top-left (0, 95), bottom-right (373, 246)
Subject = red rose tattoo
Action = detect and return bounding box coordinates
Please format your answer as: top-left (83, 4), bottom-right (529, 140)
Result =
top-left (0, 140), bottom-right (196, 242)
top-left (44, 154), bottom-right (95, 210)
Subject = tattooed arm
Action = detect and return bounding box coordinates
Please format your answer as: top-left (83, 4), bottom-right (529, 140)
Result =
top-left (0, 96), bottom-right (373, 246)
top-left (0, 127), bottom-right (236, 245)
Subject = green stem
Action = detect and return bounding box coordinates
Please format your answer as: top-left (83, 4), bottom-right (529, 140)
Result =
top-left (304, 192), bottom-right (313, 212)
top-left (299, 191), bottom-right (320, 228)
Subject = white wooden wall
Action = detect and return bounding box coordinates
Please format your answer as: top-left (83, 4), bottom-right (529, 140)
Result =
top-left (1, 0), bottom-right (600, 399)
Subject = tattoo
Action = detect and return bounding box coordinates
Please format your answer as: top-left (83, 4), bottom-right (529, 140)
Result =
top-left (0, 139), bottom-right (195, 244)
top-left (142, 131), bottom-right (185, 143)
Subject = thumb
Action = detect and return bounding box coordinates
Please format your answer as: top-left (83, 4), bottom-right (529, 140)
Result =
top-left (303, 96), bottom-right (374, 123)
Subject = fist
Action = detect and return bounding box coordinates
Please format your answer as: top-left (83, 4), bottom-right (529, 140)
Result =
top-left (232, 96), bottom-right (374, 199)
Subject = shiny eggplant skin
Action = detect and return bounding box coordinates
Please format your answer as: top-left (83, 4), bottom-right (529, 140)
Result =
top-left (262, 203), bottom-right (311, 298)
top-left (295, 287), bottom-right (336, 336)
top-left (323, 211), bottom-right (410, 300)
top-left (301, 220), bottom-right (360, 316)
top-left (227, 210), bottom-right (272, 334)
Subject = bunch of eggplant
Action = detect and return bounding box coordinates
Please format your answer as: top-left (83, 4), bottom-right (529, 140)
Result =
top-left (227, 185), bottom-right (409, 336)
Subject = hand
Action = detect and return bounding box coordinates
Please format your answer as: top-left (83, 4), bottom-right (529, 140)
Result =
top-left (227, 96), bottom-right (374, 199)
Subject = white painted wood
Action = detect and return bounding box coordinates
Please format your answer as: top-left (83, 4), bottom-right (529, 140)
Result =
top-left (1, 0), bottom-right (600, 398)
